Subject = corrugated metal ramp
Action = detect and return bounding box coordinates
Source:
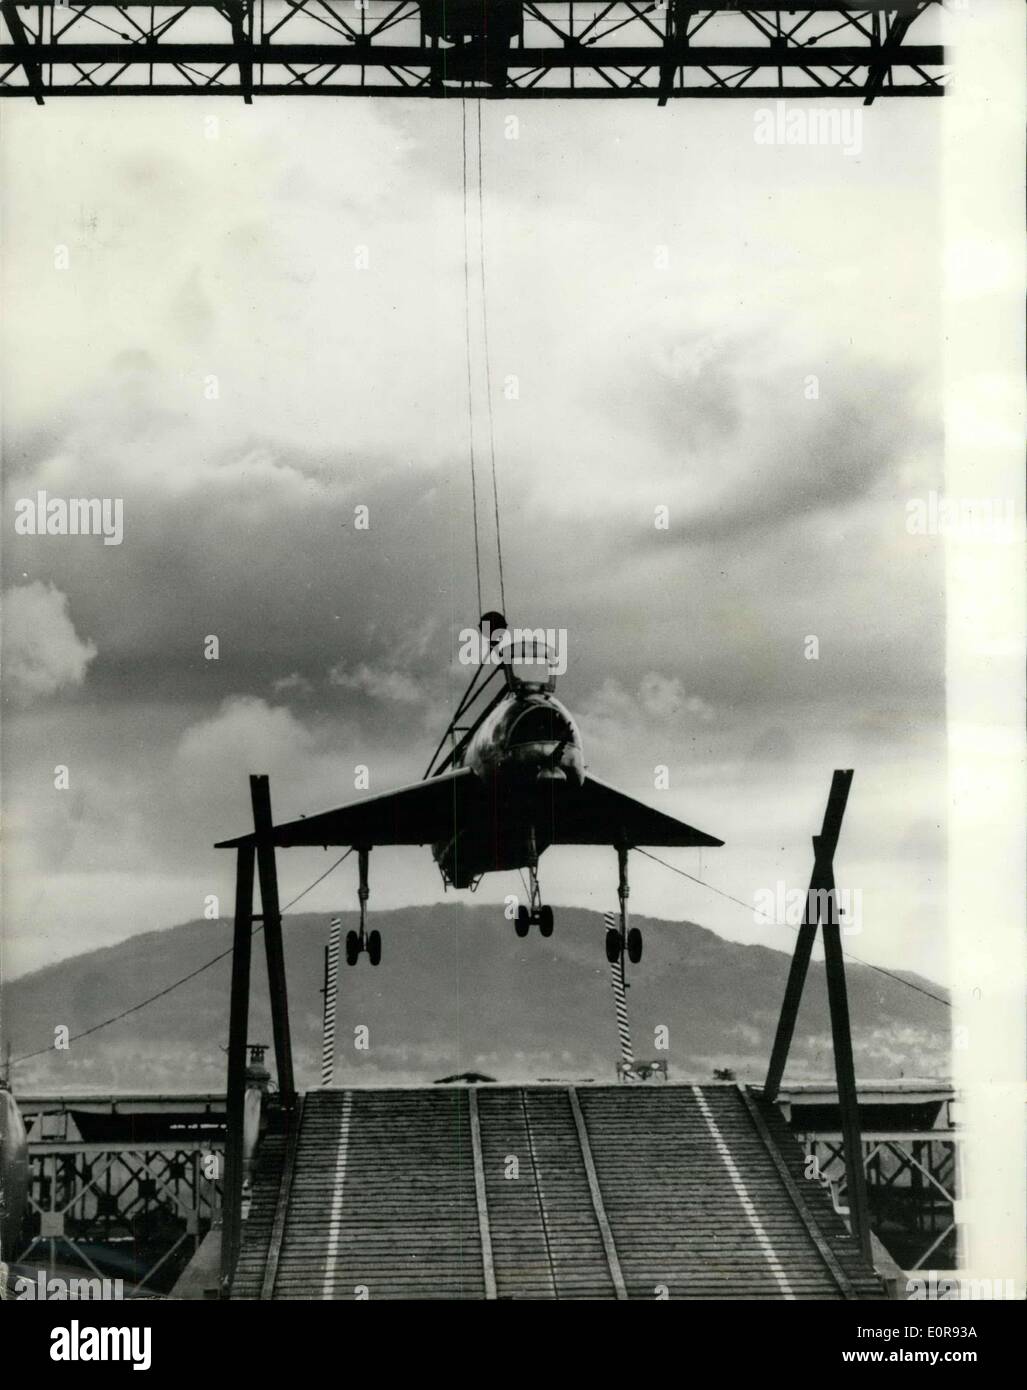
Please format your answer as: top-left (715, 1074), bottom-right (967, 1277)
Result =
top-left (232, 1084), bottom-right (884, 1300)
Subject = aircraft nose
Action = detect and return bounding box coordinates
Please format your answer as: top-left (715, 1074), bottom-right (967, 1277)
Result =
top-left (503, 703), bottom-right (582, 783)
top-left (507, 704), bottom-right (573, 748)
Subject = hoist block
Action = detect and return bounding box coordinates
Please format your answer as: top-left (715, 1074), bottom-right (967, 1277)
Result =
top-left (420, 0), bottom-right (523, 45)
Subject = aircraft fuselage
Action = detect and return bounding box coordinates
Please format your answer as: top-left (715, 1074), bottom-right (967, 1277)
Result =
top-left (432, 688), bottom-right (584, 888)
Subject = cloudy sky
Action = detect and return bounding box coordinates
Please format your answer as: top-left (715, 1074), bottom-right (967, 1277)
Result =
top-left (1, 90), bottom-right (947, 984)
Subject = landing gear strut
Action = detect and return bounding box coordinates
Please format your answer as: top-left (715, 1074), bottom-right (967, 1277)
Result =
top-left (346, 848), bottom-right (381, 966)
top-left (512, 856), bottom-right (555, 938)
top-left (605, 846), bottom-right (643, 967)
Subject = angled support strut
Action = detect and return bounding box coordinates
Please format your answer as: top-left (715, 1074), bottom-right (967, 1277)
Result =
top-left (762, 769), bottom-right (872, 1264)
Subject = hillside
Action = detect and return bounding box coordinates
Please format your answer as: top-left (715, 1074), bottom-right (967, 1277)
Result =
top-left (3, 904), bottom-right (950, 1093)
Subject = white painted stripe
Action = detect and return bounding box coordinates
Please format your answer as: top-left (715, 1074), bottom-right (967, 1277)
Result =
top-left (321, 1091), bottom-right (353, 1299)
top-left (691, 1085), bottom-right (795, 1300)
top-left (468, 1090), bottom-right (497, 1298)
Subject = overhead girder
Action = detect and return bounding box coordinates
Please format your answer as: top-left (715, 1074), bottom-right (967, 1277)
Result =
top-left (0, 2), bottom-right (946, 103)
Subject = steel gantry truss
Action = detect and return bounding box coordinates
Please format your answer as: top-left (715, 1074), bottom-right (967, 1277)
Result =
top-left (17, 1142), bottom-right (224, 1293)
top-left (0, 2), bottom-right (946, 103)
top-left (801, 1132), bottom-right (959, 1271)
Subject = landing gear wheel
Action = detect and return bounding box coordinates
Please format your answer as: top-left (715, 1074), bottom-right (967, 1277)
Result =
top-left (345, 930), bottom-right (360, 967)
top-left (627, 927), bottom-right (643, 964)
top-left (605, 929), bottom-right (621, 964)
top-left (367, 929), bottom-right (382, 967)
top-left (538, 905), bottom-right (554, 938)
top-left (515, 905), bottom-right (531, 938)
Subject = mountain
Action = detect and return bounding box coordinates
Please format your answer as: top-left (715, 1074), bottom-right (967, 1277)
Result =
top-left (3, 904), bottom-right (950, 1093)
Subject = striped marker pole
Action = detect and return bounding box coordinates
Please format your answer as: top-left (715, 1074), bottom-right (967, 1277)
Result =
top-left (320, 917), bottom-right (341, 1088)
top-left (603, 911), bottom-right (635, 1070)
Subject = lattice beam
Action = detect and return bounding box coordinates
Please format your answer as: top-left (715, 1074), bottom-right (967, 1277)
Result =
top-left (0, 2), bottom-right (947, 102)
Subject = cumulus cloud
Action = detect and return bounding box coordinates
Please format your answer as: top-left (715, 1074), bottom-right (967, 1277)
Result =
top-left (272, 672), bottom-right (315, 697)
top-left (175, 696), bottom-right (315, 784)
top-left (3, 582), bottom-right (97, 704)
top-left (0, 98), bottom-right (950, 983)
top-left (639, 673), bottom-right (715, 723)
top-left (329, 662), bottom-right (426, 705)
top-left (584, 674), bottom-right (715, 733)
top-left (608, 340), bottom-right (934, 546)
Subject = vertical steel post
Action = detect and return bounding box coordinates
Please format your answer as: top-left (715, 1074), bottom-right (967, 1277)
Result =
top-left (250, 775), bottom-right (295, 1108)
top-left (221, 842), bottom-right (255, 1292)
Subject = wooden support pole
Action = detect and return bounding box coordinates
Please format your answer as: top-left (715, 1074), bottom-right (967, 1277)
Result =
top-left (250, 775), bottom-right (295, 1108)
top-left (763, 770), bottom-right (853, 1101)
top-left (823, 914), bottom-right (873, 1265)
top-left (761, 769), bottom-right (872, 1265)
top-left (763, 917), bottom-right (818, 1104)
top-left (819, 768), bottom-right (855, 852)
top-left (221, 842), bottom-right (255, 1293)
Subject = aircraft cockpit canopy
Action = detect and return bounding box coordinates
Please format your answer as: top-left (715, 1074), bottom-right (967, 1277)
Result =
top-left (501, 635), bottom-right (559, 694)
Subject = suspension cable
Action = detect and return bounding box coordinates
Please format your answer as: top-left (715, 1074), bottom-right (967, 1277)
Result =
top-left (8, 849), bottom-right (354, 1067)
top-left (476, 101), bottom-right (507, 615)
top-left (461, 99), bottom-right (484, 617)
top-left (635, 847), bottom-right (950, 1009)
